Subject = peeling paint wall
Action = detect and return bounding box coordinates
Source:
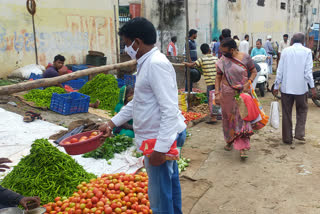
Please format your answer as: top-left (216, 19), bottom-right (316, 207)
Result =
top-left (0, 0), bottom-right (118, 78)
top-left (144, 0), bottom-right (320, 56)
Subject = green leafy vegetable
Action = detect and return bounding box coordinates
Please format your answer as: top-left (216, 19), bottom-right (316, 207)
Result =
top-left (79, 74), bottom-right (119, 110)
top-left (196, 93), bottom-right (207, 104)
top-left (23, 87), bottom-right (65, 108)
top-left (1, 139), bottom-right (96, 204)
top-left (83, 135), bottom-right (133, 160)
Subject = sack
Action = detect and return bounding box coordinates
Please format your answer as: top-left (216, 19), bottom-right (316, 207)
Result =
top-left (209, 90), bottom-right (222, 116)
top-left (9, 64), bottom-right (45, 79)
top-left (270, 101), bottom-right (280, 129)
top-left (236, 93), bottom-right (260, 121)
top-left (250, 84), bottom-right (269, 130)
top-left (178, 94), bottom-right (188, 112)
top-left (139, 139), bottom-right (179, 160)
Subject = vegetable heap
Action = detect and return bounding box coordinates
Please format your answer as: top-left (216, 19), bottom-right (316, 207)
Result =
top-left (24, 87), bottom-right (65, 108)
top-left (178, 157), bottom-right (191, 174)
top-left (79, 74), bottom-right (119, 110)
top-left (195, 93), bottom-right (207, 104)
top-left (83, 135), bottom-right (133, 161)
top-left (1, 139), bottom-right (96, 204)
top-left (182, 111), bottom-right (206, 124)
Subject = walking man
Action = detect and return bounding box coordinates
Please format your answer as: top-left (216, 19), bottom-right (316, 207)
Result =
top-left (277, 34), bottom-right (290, 68)
top-left (167, 36), bottom-right (178, 57)
top-left (99, 17), bottom-right (186, 213)
top-left (273, 33), bottom-right (316, 146)
top-left (239, 34), bottom-right (250, 54)
top-left (264, 35), bottom-right (274, 74)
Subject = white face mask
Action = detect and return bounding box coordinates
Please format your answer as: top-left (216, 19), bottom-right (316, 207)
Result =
top-left (125, 40), bottom-right (139, 59)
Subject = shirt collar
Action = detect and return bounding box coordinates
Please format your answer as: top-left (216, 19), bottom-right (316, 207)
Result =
top-left (137, 47), bottom-right (158, 66)
top-left (293, 43), bottom-right (303, 47)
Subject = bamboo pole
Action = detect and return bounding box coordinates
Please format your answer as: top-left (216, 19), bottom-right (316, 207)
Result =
top-left (0, 60), bottom-right (185, 96)
top-left (0, 60), bottom-right (137, 96)
top-left (184, 0), bottom-right (191, 111)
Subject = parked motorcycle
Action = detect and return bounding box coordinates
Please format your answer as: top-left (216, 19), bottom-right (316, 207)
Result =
top-left (271, 70), bottom-right (320, 107)
top-left (252, 55), bottom-right (269, 97)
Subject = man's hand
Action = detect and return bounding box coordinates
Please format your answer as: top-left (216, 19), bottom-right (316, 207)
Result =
top-left (98, 122), bottom-right (114, 143)
top-left (149, 151), bottom-right (166, 166)
top-left (311, 88), bottom-right (317, 99)
top-left (273, 89), bottom-right (279, 97)
top-left (19, 196), bottom-right (41, 210)
top-left (0, 158), bottom-right (11, 172)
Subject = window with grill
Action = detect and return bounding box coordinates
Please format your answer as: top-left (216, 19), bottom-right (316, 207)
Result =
top-left (280, 2), bottom-right (286, 10)
top-left (298, 5), bottom-right (303, 13)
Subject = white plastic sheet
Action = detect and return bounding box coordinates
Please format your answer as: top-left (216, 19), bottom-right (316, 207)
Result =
top-left (269, 101), bottom-right (280, 129)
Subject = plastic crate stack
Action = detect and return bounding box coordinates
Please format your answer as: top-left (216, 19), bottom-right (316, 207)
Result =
top-left (72, 65), bottom-right (89, 82)
top-left (29, 73), bottom-right (44, 90)
top-left (50, 92), bottom-right (90, 115)
top-left (117, 75), bottom-right (136, 88)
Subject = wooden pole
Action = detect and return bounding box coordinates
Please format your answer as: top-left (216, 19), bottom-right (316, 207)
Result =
top-left (184, 0), bottom-right (191, 111)
top-left (114, 5), bottom-right (120, 63)
top-left (0, 60), bottom-right (137, 96)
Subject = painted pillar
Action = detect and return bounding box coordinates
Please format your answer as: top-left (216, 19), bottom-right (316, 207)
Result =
top-left (129, 0), bottom-right (141, 18)
top-left (212, 0), bottom-right (219, 39)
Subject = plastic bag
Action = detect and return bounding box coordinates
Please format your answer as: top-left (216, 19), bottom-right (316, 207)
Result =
top-left (269, 101), bottom-right (280, 129)
top-left (9, 64), bottom-right (45, 79)
top-left (209, 90), bottom-right (222, 116)
top-left (178, 94), bottom-right (188, 112)
top-left (250, 84), bottom-right (269, 130)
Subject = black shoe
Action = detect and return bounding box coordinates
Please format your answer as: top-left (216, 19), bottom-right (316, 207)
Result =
top-left (283, 141), bottom-right (292, 145)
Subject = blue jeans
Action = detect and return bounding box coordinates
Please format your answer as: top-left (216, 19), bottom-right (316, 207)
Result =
top-left (144, 157), bottom-right (182, 214)
top-left (176, 129), bottom-right (187, 147)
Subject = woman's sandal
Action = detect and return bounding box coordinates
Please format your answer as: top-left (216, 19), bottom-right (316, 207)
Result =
top-left (23, 111), bottom-right (42, 123)
top-left (240, 150), bottom-right (248, 160)
top-left (224, 144), bottom-right (233, 151)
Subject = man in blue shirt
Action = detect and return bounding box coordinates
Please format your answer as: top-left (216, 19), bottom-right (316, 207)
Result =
top-left (43, 55), bottom-right (66, 78)
top-left (213, 35), bottom-right (222, 58)
top-left (185, 29), bottom-right (198, 91)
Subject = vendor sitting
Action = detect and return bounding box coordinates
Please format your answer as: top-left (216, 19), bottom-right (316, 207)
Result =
top-left (43, 54), bottom-right (66, 78)
top-left (113, 85), bottom-right (134, 138)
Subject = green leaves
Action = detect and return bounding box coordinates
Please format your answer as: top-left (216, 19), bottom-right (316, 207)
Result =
top-left (82, 135), bottom-right (133, 161)
top-left (23, 87), bottom-right (65, 108)
top-left (79, 74), bottom-right (120, 110)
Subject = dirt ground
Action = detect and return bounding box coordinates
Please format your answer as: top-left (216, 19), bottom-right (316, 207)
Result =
top-left (180, 76), bottom-right (320, 214)
top-left (1, 73), bottom-right (320, 214)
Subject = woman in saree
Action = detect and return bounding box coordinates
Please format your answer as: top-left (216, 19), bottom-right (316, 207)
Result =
top-left (215, 38), bottom-right (258, 159)
top-left (113, 85), bottom-right (134, 138)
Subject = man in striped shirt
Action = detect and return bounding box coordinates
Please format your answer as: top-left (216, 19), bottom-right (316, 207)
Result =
top-left (184, 43), bottom-right (218, 123)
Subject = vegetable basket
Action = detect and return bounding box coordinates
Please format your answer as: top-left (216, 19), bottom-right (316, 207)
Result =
top-left (50, 92), bottom-right (90, 115)
top-left (59, 130), bottom-right (103, 155)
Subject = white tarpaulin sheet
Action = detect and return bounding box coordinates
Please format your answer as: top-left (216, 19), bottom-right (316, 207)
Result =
top-left (0, 108), bottom-right (143, 179)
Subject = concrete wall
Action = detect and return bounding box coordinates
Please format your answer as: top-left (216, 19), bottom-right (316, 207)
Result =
top-left (144, 0), bottom-right (320, 56)
top-left (0, 0), bottom-right (119, 78)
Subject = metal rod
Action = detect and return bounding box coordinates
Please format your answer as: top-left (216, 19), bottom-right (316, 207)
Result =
top-left (184, 0), bottom-right (191, 111)
top-left (32, 15), bottom-right (38, 64)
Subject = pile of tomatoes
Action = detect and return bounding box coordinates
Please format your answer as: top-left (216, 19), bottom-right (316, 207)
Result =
top-left (43, 172), bottom-right (151, 214)
top-left (182, 111), bottom-right (205, 124)
top-left (63, 131), bottom-right (99, 145)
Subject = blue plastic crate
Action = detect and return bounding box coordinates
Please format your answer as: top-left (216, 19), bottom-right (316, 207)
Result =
top-left (72, 65), bottom-right (89, 81)
top-left (50, 92), bottom-right (90, 115)
top-left (29, 73), bottom-right (42, 80)
top-left (62, 79), bottom-right (87, 90)
top-left (123, 75), bottom-right (136, 87)
top-left (117, 78), bottom-right (125, 88)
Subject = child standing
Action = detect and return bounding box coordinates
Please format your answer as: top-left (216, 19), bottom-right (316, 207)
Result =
top-left (184, 43), bottom-right (219, 123)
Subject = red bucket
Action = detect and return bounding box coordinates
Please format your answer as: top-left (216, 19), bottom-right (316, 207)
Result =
top-left (59, 130), bottom-right (103, 155)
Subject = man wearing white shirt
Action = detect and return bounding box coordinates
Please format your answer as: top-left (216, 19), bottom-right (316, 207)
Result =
top-left (277, 34), bottom-right (290, 68)
top-left (99, 17), bottom-right (186, 213)
top-left (239, 34), bottom-right (250, 54)
top-left (273, 33), bottom-right (316, 145)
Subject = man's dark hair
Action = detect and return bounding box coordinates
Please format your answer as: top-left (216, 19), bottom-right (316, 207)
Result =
top-left (283, 34), bottom-right (289, 38)
top-left (213, 38), bottom-right (217, 42)
top-left (54, 54), bottom-right (65, 62)
top-left (233, 35), bottom-right (239, 40)
top-left (245, 34), bottom-right (249, 39)
top-left (292, 33), bottom-right (305, 44)
top-left (256, 39), bottom-right (262, 44)
top-left (118, 17), bottom-right (156, 45)
top-left (200, 43), bottom-right (210, 54)
top-left (171, 36), bottom-right (177, 43)
top-left (219, 35), bottom-right (223, 42)
top-left (222, 29), bottom-right (231, 38)
top-left (189, 29), bottom-right (198, 38)
top-left (221, 38), bottom-right (237, 50)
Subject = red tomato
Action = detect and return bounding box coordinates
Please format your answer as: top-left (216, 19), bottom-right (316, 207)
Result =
top-left (54, 197), bottom-right (61, 202)
top-left (104, 207), bottom-right (112, 214)
top-left (82, 208), bottom-right (90, 214)
top-left (114, 208), bottom-right (122, 214)
top-left (75, 209), bottom-right (82, 214)
top-left (91, 131), bottom-right (98, 136)
top-left (91, 196), bottom-right (99, 204)
top-left (70, 138), bottom-right (78, 143)
top-left (96, 201), bottom-right (104, 208)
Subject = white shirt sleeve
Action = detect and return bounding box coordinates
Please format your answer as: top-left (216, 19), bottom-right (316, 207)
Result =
top-left (148, 61), bottom-right (181, 153)
top-left (168, 45), bottom-right (174, 56)
top-left (274, 50), bottom-right (284, 90)
top-left (111, 100), bottom-right (133, 127)
top-left (305, 50), bottom-right (315, 88)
